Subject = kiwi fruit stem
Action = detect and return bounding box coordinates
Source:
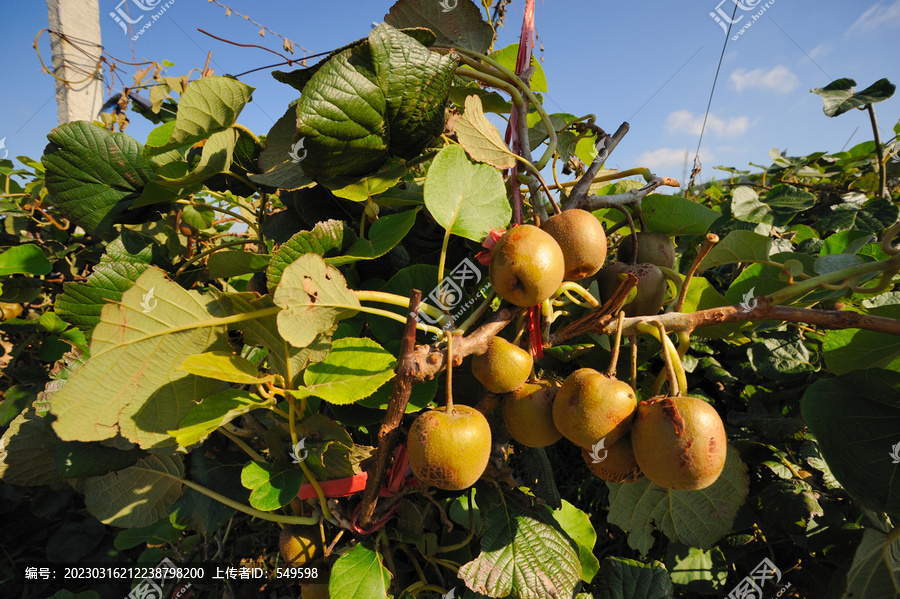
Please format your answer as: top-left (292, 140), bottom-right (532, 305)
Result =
top-left (657, 266), bottom-right (684, 311)
top-left (636, 322), bottom-right (688, 396)
top-left (555, 281), bottom-right (600, 309)
top-left (607, 311), bottom-right (626, 378)
top-left (655, 321), bottom-right (680, 396)
top-left (651, 330), bottom-right (691, 396)
top-left (445, 331), bottom-right (455, 412)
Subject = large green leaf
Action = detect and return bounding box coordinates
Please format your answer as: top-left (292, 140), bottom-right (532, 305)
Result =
top-left (551, 500), bottom-right (600, 583)
top-left (801, 369), bottom-right (900, 516)
top-left (606, 446), bottom-right (749, 554)
top-left (328, 209), bottom-right (419, 266)
top-left (698, 230), bottom-right (772, 271)
top-left (0, 244), bottom-right (51, 276)
top-left (42, 121), bottom-right (154, 237)
top-left (641, 194), bottom-right (720, 236)
top-left (296, 46), bottom-right (388, 180)
top-left (53, 441), bottom-right (141, 478)
top-left (811, 78), bottom-right (896, 117)
top-left (330, 543), bottom-right (392, 599)
top-left (0, 410), bottom-right (64, 486)
top-left (267, 219), bottom-right (348, 290)
top-left (179, 351), bottom-right (272, 385)
top-left (240, 460), bottom-right (306, 511)
top-left (458, 489), bottom-right (582, 599)
top-left (823, 304), bottom-right (900, 375)
top-left (424, 145), bottom-right (511, 241)
top-left (304, 337), bottom-right (397, 405)
top-left (168, 390), bottom-right (273, 448)
top-left (250, 103), bottom-right (314, 191)
top-left (49, 267), bottom-right (229, 449)
top-left (84, 454), bottom-right (184, 527)
top-left (385, 0), bottom-right (493, 54)
top-left (455, 94), bottom-right (516, 169)
top-left (843, 528), bottom-right (900, 599)
top-left (273, 253), bottom-right (361, 348)
top-left (819, 197), bottom-right (899, 234)
top-left (143, 76), bottom-right (254, 154)
top-left (492, 43), bottom-right (547, 92)
top-left (206, 250), bottom-right (270, 279)
top-left (369, 24), bottom-right (457, 158)
top-left (153, 127), bottom-right (237, 188)
top-left (593, 557), bottom-right (675, 599)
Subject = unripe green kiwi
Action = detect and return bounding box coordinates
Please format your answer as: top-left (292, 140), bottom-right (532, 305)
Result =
top-left (489, 225), bottom-right (566, 307)
top-left (595, 261), bottom-right (667, 317)
top-left (581, 435), bottom-right (642, 483)
top-left (631, 395), bottom-right (727, 490)
top-left (541, 209), bottom-right (608, 280)
top-left (502, 381), bottom-right (563, 447)
top-left (618, 232), bottom-right (676, 268)
top-left (407, 405), bottom-right (492, 491)
top-left (552, 368), bottom-right (636, 449)
top-left (471, 337), bottom-right (533, 394)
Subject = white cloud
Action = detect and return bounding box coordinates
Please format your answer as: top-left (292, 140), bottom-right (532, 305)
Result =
top-left (808, 42), bottom-right (831, 60)
top-left (847, 0), bottom-right (900, 35)
top-left (730, 65), bottom-right (799, 93)
top-left (635, 148), bottom-right (696, 171)
top-left (666, 110), bottom-right (752, 138)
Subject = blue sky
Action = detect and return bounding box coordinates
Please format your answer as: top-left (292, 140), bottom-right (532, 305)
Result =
top-left (1, 0), bottom-right (898, 186)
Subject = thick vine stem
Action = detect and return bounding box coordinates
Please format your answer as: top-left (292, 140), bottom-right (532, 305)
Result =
top-left (548, 274), bottom-right (639, 345)
top-left (566, 176), bottom-right (681, 212)
top-left (359, 290), bottom-right (422, 530)
top-left (567, 122), bottom-right (630, 207)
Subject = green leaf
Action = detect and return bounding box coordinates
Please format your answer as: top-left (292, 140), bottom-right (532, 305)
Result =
top-left (0, 410), bottom-right (64, 486)
top-left (179, 351), bottom-right (272, 385)
top-left (424, 145), bottom-right (511, 241)
top-left (369, 24), bottom-right (457, 159)
top-left (665, 545), bottom-right (728, 593)
top-left (385, 0), bottom-right (494, 54)
top-left (606, 446), bottom-right (749, 554)
top-left (267, 219), bottom-right (348, 290)
top-left (551, 500), bottom-right (600, 583)
top-left (641, 194), bottom-right (720, 236)
top-left (144, 76), bottom-right (255, 154)
top-left (0, 244), bottom-right (51, 276)
top-left (328, 209), bottom-right (419, 267)
top-left (114, 518), bottom-right (181, 550)
top-left (84, 454), bottom-right (184, 527)
top-left (296, 46), bottom-right (388, 180)
top-left (731, 186), bottom-right (772, 224)
top-left (250, 104), bottom-right (314, 191)
top-left (458, 490), bottom-right (582, 599)
top-left (170, 446), bottom-right (249, 535)
top-left (747, 329), bottom-right (819, 381)
top-left (42, 121), bottom-right (154, 237)
top-left (323, 160), bottom-right (409, 202)
top-left (154, 128), bottom-right (237, 187)
top-left (762, 184), bottom-right (816, 216)
top-left (53, 441), bottom-right (140, 478)
top-left (698, 230), bottom-right (772, 271)
top-left (49, 267), bottom-right (229, 449)
top-left (821, 229), bottom-right (874, 256)
top-left (811, 78), bottom-right (896, 117)
top-left (168, 390), bottom-right (271, 448)
top-left (679, 277), bottom-right (744, 340)
top-left (593, 557), bottom-right (675, 599)
top-left (304, 337), bottom-right (397, 405)
top-left (240, 460), bottom-right (306, 511)
top-left (824, 305), bottom-right (900, 374)
top-left (819, 197), bottom-right (899, 233)
top-left (801, 369), bottom-right (900, 516)
top-left (492, 43), bottom-right (547, 92)
top-left (455, 94), bottom-right (516, 169)
top-left (207, 250), bottom-right (269, 279)
top-left (843, 528), bottom-right (900, 599)
top-left (273, 253), bottom-right (361, 348)
top-left (329, 542), bottom-right (392, 599)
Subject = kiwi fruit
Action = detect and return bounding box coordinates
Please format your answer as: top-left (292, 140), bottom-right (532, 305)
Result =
top-left (618, 232), bottom-right (676, 268)
top-left (407, 405), bottom-right (492, 490)
top-left (279, 525), bottom-right (321, 566)
top-left (581, 434), bottom-right (642, 483)
top-left (502, 381), bottom-right (563, 447)
top-left (541, 209), bottom-right (608, 280)
top-left (595, 261), bottom-right (667, 317)
top-left (552, 368), bottom-right (636, 449)
top-left (489, 224), bottom-right (566, 307)
top-left (631, 395), bottom-right (727, 490)
top-left (471, 336), bottom-right (533, 394)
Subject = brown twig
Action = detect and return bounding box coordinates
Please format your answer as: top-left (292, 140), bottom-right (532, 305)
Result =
top-left (358, 290), bottom-right (422, 530)
top-left (672, 233), bottom-right (719, 312)
top-left (549, 274), bottom-right (639, 345)
top-left (567, 122), bottom-right (630, 207)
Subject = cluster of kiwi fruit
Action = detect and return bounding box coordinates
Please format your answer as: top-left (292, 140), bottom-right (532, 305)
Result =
top-left (405, 210), bottom-right (726, 493)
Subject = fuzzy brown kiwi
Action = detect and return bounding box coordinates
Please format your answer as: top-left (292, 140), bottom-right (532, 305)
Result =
top-left (552, 368), bottom-right (636, 449)
top-left (581, 434), bottom-right (643, 483)
top-left (594, 261), bottom-right (667, 317)
top-left (407, 405), bottom-right (492, 490)
top-left (541, 209), bottom-right (608, 280)
top-left (501, 381), bottom-right (563, 447)
top-left (471, 336), bottom-right (533, 394)
top-left (489, 225), bottom-right (566, 307)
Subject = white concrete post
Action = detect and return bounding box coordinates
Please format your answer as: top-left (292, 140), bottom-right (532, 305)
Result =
top-left (46, 0), bottom-right (104, 124)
